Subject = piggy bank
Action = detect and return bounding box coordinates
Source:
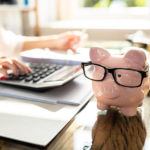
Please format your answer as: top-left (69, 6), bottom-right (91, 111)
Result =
top-left (82, 47), bottom-right (149, 116)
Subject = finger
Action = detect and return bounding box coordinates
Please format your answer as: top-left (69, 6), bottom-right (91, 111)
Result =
top-left (69, 41), bottom-right (80, 53)
top-left (69, 48), bottom-right (76, 53)
top-left (1, 61), bottom-right (18, 76)
top-left (68, 34), bottom-right (80, 43)
top-left (0, 67), bottom-right (8, 79)
top-left (13, 59), bottom-right (32, 74)
top-left (69, 34), bottom-right (81, 47)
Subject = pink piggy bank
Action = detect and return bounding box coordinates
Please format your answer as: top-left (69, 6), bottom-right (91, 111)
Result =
top-left (82, 47), bottom-right (149, 116)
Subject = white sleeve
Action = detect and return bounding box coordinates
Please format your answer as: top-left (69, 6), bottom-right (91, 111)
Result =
top-left (0, 27), bottom-right (23, 58)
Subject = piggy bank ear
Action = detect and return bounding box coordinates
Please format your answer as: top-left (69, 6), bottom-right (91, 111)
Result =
top-left (124, 48), bottom-right (146, 67)
top-left (90, 47), bottom-right (110, 63)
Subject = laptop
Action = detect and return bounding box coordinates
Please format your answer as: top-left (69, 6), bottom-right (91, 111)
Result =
top-left (0, 62), bottom-right (82, 90)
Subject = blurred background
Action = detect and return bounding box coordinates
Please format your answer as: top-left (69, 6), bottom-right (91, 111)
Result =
top-left (1, 0), bottom-right (150, 42)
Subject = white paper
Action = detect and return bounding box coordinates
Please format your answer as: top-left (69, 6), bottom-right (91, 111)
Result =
top-left (0, 75), bottom-right (92, 106)
top-left (20, 48), bottom-right (90, 66)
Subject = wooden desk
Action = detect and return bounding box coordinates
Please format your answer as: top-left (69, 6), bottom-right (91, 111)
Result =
top-left (0, 96), bottom-right (150, 150)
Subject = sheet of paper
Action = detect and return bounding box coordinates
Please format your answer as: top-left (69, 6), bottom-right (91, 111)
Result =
top-left (20, 48), bottom-right (90, 65)
top-left (0, 75), bottom-right (92, 106)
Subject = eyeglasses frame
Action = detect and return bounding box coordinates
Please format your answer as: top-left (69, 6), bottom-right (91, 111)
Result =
top-left (81, 61), bottom-right (148, 88)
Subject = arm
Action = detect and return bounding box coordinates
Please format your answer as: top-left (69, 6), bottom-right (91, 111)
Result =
top-left (0, 27), bottom-right (86, 57)
top-left (22, 35), bottom-right (58, 51)
top-left (22, 31), bottom-right (84, 52)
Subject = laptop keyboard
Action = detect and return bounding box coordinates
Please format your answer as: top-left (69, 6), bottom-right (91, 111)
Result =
top-left (7, 63), bottom-right (63, 83)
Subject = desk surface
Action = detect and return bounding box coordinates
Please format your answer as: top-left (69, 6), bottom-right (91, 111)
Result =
top-left (0, 96), bottom-right (150, 150)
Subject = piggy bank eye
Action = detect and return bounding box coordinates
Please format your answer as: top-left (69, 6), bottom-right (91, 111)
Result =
top-left (117, 74), bottom-right (122, 78)
top-left (115, 69), bottom-right (142, 87)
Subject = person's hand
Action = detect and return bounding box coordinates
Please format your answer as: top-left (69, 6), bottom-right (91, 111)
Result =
top-left (54, 31), bottom-right (88, 53)
top-left (0, 58), bottom-right (31, 79)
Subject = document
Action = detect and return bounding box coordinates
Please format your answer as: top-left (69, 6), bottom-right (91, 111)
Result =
top-left (0, 75), bottom-right (92, 105)
top-left (20, 48), bottom-right (90, 66)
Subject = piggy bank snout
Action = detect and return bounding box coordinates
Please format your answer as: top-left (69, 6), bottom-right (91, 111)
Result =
top-left (100, 83), bottom-right (120, 99)
top-left (94, 77), bottom-right (120, 99)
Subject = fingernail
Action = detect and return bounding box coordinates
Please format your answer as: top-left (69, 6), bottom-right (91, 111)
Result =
top-left (0, 76), bottom-right (7, 80)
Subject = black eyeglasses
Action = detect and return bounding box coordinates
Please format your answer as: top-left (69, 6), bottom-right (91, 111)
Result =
top-left (81, 61), bottom-right (148, 88)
